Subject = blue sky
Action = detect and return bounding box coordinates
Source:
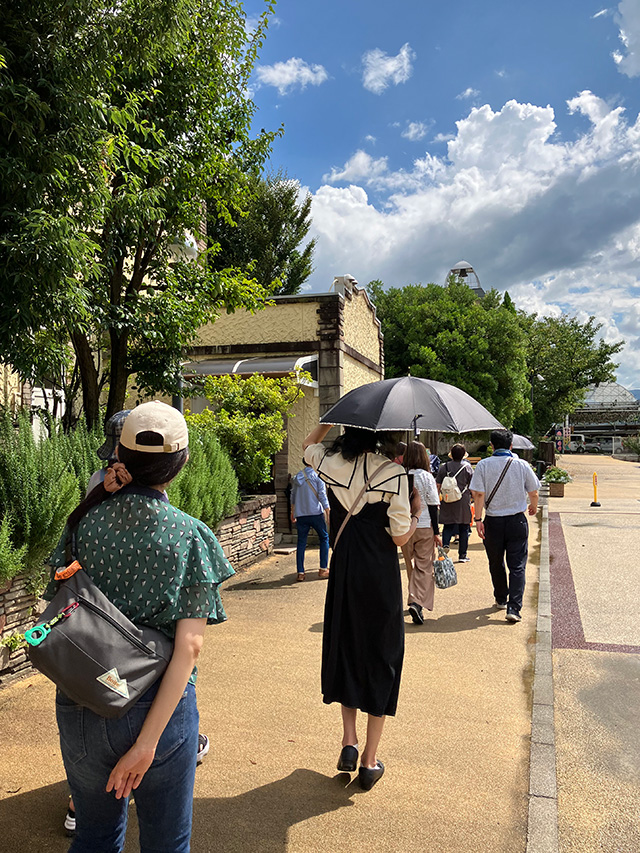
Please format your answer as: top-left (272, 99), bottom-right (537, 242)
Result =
top-left (245, 1), bottom-right (640, 387)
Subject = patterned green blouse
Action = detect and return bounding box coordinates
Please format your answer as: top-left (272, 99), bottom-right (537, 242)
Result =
top-left (48, 490), bottom-right (235, 682)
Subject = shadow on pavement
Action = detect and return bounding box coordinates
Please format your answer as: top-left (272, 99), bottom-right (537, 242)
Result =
top-left (0, 780), bottom-right (70, 853)
top-left (226, 573), bottom-right (303, 591)
top-left (191, 769), bottom-right (355, 853)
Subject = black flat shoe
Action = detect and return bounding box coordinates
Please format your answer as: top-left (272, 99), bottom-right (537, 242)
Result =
top-left (337, 745), bottom-right (359, 772)
top-left (359, 760), bottom-right (385, 790)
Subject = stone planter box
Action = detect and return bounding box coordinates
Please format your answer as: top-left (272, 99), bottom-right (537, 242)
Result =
top-left (548, 482), bottom-right (565, 497)
top-left (0, 574), bottom-right (41, 688)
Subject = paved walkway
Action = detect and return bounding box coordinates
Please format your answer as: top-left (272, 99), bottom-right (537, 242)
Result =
top-left (0, 510), bottom-right (542, 852)
top-left (548, 454), bottom-right (640, 853)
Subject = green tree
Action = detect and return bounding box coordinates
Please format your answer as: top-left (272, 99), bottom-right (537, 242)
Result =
top-left (186, 373), bottom-right (304, 490)
top-left (367, 278), bottom-right (529, 427)
top-left (0, 0), bottom-right (278, 428)
top-left (210, 171), bottom-right (316, 296)
top-left (519, 314), bottom-right (623, 435)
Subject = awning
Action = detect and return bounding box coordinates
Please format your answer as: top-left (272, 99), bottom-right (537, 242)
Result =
top-left (183, 355), bottom-right (318, 384)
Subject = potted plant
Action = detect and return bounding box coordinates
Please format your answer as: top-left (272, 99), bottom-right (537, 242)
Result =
top-left (542, 466), bottom-right (572, 497)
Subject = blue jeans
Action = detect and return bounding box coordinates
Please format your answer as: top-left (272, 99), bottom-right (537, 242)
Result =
top-left (442, 523), bottom-right (470, 558)
top-left (295, 513), bottom-right (329, 574)
top-left (57, 680), bottom-right (199, 853)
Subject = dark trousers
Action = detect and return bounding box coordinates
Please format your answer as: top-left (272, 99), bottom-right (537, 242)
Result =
top-left (295, 513), bottom-right (329, 573)
top-left (442, 523), bottom-right (470, 558)
top-left (483, 513), bottom-right (529, 612)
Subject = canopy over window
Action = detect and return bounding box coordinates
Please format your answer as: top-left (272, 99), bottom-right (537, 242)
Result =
top-left (182, 355), bottom-right (318, 384)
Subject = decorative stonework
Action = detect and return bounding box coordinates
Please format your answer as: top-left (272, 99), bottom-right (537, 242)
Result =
top-left (0, 575), bottom-right (41, 687)
top-left (215, 494), bottom-right (276, 569)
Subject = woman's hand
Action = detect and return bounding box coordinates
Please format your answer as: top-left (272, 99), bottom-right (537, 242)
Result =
top-left (106, 741), bottom-right (156, 799)
top-left (103, 463), bottom-right (132, 493)
top-left (410, 487), bottom-right (422, 518)
top-left (434, 534), bottom-right (442, 547)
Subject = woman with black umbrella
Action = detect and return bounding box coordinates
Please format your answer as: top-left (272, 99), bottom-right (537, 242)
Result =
top-left (303, 423), bottom-right (420, 790)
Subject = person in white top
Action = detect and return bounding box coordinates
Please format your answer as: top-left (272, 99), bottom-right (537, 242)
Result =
top-left (303, 423), bottom-right (420, 791)
top-left (404, 442), bottom-right (442, 625)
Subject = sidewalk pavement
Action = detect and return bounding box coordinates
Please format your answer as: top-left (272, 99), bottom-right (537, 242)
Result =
top-left (0, 508), bottom-right (545, 852)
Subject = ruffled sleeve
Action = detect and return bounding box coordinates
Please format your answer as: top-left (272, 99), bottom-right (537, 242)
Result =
top-left (172, 523), bottom-right (235, 625)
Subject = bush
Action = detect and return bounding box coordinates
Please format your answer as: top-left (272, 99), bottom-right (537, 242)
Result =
top-left (0, 515), bottom-right (27, 585)
top-left (542, 466), bottom-right (572, 484)
top-left (622, 435), bottom-right (640, 456)
top-left (0, 410), bottom-right (79, 587)
top-left (187, 373), bottom-right (304, 491)
top-left (168, 426), bottom-right (238, 530)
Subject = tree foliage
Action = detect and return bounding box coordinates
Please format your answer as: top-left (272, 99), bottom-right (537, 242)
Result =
top-left (0, 0), bottom-right (278, 428)
top-left (209, 171), bottom-right (316, 295)
top-left (368, 278), bottom-right (529, 427)
top-left (186, 373), bottom-right (304, 490)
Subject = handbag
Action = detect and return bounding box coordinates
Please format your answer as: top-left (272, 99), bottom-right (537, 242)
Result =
top-left (433, 545), bottom-right (458, 589)
top-left (25, 517), bottom-right (174, 718)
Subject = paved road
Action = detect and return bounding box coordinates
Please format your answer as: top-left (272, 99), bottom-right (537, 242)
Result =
top-left (549, 454), bottom-right (640, 853)
top-left (0, 511), bottom-right (542, 852)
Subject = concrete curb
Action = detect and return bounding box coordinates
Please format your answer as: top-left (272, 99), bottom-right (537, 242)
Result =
top-left (526, 502), bottom-right (559, 853)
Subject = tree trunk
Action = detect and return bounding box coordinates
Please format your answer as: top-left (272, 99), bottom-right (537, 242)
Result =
top-left (106, 329), bottom-right (130, 421)
top-left (71, 332), bottom-right (101, 429)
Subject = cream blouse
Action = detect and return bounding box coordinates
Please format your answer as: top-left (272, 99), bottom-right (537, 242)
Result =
top-left (304, 443), bottom-right (412, 539)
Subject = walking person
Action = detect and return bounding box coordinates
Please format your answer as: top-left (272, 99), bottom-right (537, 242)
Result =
top-left (303, 424), bottom-right (420, 790)
top-left (404, 441), bottom-right (441, 625)
top-left (470, 429), bottom-right (540, 623)
top-left (291, 459), bottom-right (331, 581)
top-left (46, 401), bottom-right (234, 852)
top-left (436, 444), bottom-right (474, 563)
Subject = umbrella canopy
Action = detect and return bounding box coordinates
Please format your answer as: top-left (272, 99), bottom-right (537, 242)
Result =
top-left (320, 376), bottom-right (503, 433)
top-left (511, 433), bottom-right (535, 451)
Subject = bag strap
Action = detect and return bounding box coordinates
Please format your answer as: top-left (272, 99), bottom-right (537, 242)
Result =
top-left (484, 458), bottom-right (513, 509)
top-left (302, 470), bottom-right (320, 503)
top-left (333, 458), bottom-right (396, 550)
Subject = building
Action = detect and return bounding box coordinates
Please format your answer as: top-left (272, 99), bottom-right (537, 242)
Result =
top-left (184, 277), bottom-right (384, 532)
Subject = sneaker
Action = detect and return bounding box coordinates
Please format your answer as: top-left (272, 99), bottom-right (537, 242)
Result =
top-left (494, 599), bottom-right (508, 610)
top-left (64, 803), bottom-right (76, 837)
top-left (408, 602), bottom-right (424, 625)
top-left (458, 556), bottom-right (470, 563)
top-left (197, 733), bottom-right (210, 765)
top-left (506, 608), bottom-right (522, 623)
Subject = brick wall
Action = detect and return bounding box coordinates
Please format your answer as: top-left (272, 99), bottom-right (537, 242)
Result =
top-left (0, 575), bottom-right (41, 687)
top-left (215, 494), bottom-right (276, 570)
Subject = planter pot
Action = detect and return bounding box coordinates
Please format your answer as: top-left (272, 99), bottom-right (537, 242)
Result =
top-left (549, 482), bottom-right (565, 497)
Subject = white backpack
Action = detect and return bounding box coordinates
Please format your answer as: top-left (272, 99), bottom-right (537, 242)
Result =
top-left (440, 464), bottom-right (467, 503)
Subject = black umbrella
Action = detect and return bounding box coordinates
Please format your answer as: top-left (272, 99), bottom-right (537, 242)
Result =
top-left (320, 376), bottom-right (503, 433)
top-left (511, 433), bottom-right (535, 450)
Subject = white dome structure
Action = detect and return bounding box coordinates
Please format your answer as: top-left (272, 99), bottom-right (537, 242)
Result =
top-left (582, 383), bottom-right (637, 407)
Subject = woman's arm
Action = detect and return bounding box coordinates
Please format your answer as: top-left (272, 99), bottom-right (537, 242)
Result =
top-left (303, 423), bottom-right (332, 450)
top-left (106, 617), bottom-right (206, 799)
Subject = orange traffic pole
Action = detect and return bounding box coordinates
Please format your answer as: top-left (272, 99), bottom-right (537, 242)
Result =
top-left (590, 472), bottom-right (601, 507)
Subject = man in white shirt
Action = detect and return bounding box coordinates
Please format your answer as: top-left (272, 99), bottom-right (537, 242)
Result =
top-left (470, 429), bottom-right (540, 623)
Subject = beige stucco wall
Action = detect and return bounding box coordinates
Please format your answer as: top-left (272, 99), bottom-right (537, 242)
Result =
top-left (342, 354), bottom-right (380, 397)
top-left (342, 289), bottom-right (381, 364)
top-left (197, 301), bottom-right (320, 347)
top-left (1, 365), bottom-right (23, 411)
top-left (286, 386), bottom-right (320, 473)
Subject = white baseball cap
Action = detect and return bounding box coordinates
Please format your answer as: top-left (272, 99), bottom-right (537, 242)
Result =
top-left (119, 401), bottom-right (189, 453)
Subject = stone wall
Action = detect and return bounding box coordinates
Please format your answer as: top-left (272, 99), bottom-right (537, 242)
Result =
top-left (0, 575), bottom-right (40, 687)
top-left (215, 494), bottom-right (276, 569)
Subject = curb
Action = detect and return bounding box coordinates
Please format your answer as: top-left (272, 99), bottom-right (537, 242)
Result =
top-left (526, 502), bottom-right (559, 853)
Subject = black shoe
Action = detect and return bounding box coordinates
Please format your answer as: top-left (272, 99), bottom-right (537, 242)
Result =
top-left (359, 760), bottom-right (385, 790)
top-left (337, 745), bottom-right (358, 772)
top-left (64, 803), bottom-right (76, 837)
top-left (506, 608), bottom-right (522, 623)
top-left (197, 733), bottom-right (210, 764)
top-left (408, 602), bottom-right (424, 625)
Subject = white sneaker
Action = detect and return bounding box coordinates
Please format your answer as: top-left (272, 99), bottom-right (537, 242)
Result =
top-left (197, 733), bottom-right (210, 764)
top-left (64, 804), bottom-right (76, 837)
top-left (494, 599), bottom-right (508, 610)
top-left (458, 556), bottom-right (470, 563)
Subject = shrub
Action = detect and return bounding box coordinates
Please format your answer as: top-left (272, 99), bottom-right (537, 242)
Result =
top-left (168, 426), bottom-right (238, 530)
top-left (542, 466), bottom-right (572, 484)
top-left (0, 515), bottom-right (27, 585)
top-left (622, 435), bottom-right (640, 456)
top-left (0, 410), bottom-right (79, 588)
top-left (187, 373), bottom-right (304, 491)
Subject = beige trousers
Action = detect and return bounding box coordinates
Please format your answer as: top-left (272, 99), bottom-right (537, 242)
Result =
top-left (406, 526), bottom-right (436, 611)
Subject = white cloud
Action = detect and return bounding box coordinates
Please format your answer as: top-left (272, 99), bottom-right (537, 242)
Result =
top-left (365, 134), bottom-right (377, 143)
top-left (456, 87), bottom-right (480, 100)
top-left (402, 121), bottom-right (429, 141)
top-left (592, 8), bottom-right (609, 19)
top-left (612, 0), bottom-right (640, 76)
top-left (255, 57), bottom-right (328, 95)
top-left (307, 92), bottom-right (640, 385)
top-left (433, 132), bottom-right (455, 143)
top-left (495, 69), bottom-right (507, 78)
top-left (362, 43), bottom-right (415, 94)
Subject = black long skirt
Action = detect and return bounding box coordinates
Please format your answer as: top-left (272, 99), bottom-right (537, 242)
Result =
top-left (321, 490), bottom-right (404, 717)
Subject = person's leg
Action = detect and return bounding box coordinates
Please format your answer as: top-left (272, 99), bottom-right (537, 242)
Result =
top-left (483, 516), bottom-right (508, 604)
top-left (408, 527), bottom-right (435, 611)
top-left (504, 513), bottom-right (529, 614)
top-left (310, 513), bottom-right (330, 569)
top-left (341, 705), bottom-right (358, 747)
top-left (361, 714), bottom-right (385, 768)
top-left (458, 523), bottom-right (470, 559)
top-left (295, 516), bottom-right (312, 575)
top-left (441, 523), bottom-right (454, 549)
top-left (134, 684), bottom-right (199, 853)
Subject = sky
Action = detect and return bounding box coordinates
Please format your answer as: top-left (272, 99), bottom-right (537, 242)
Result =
top-left (245, 0), bottom-right (640, 388)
